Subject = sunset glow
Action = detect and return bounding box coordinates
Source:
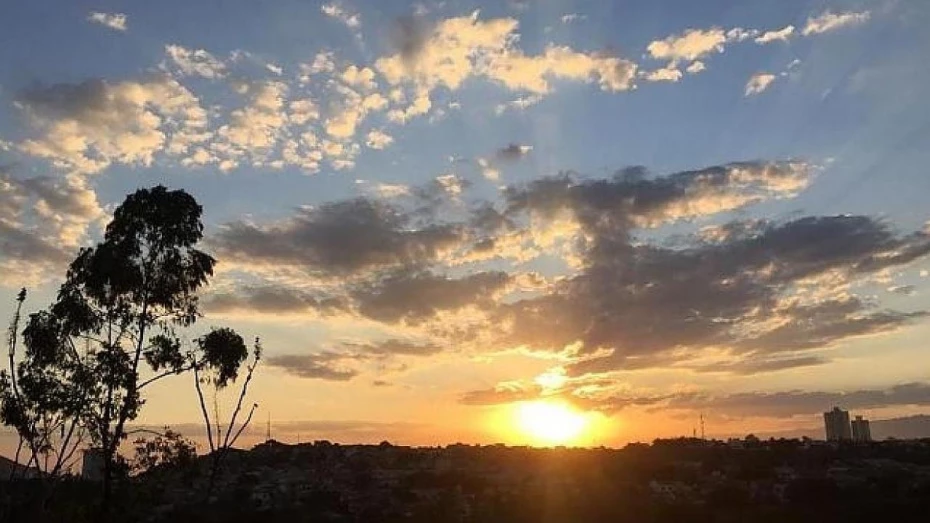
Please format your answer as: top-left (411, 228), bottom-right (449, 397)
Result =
top-left (514, 401), bottom-right (589, 446)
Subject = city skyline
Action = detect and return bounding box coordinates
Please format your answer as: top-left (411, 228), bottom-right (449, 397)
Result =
top-left (2, 0), bottom-right (930, 451)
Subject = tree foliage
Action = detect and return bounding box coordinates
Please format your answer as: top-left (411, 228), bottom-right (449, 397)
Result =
top-left (0, 185), bottom-right (258, 511)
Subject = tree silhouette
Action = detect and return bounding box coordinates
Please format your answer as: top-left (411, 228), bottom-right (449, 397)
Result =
top-left (0, 186), bottom-right (254, 515)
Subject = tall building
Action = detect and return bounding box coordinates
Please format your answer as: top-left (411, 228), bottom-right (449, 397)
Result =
top-left (823, 407), bottom-right (852, 441)
top-left (81, 448), bottom-right (105, 481)
top-left (851, 415), bottom-right (872, 442)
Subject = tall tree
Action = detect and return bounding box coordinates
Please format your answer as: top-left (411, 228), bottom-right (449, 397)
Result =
top-left (0, 186), bottom-right (252, 513)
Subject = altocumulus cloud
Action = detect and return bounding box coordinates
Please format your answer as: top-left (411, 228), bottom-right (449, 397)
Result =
top-left (208, 158), bottom-right (930, 392)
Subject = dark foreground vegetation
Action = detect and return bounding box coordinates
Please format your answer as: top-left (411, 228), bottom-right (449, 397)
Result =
top-left (3, 437), bottom-right (930, 522)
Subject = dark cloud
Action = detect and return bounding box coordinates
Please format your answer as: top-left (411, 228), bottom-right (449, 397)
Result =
top-left (267, 338), bottom-right (442, 382)
top-left (460, 380), bottom-right (930, 419)
top-left (353, 270), bottom-right (510, 324)
top-left (495, 143), bottom-right (532, 162)
top-left (204, 285), bottom-right (347, 315)
top-left (0, 168), bottom-right (101, 271)
top-left (266, 353), bottom-right (358, 381)
top-left (499, 214), bottom-right (930, 375)
top-left (340, 338), bottom-right (442, 356)
top-left (662, 382), bottom-right (930, 419)
top-left (459, 383), bottom-right (542, 406)
top-left (211, 197), bottom-right (464, 278)
top-left (211, 160), bottom-right (930, 376)
top-left (504, 161), bottom-right (808, 230)
top-left (391, 15), bottom-right (433, 65)
top-left (16, 80), bottom-right (112, 120)
top-left (690, 356), bottom-right (829, 375)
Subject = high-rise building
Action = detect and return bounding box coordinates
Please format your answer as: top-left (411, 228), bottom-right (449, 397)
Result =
top-left (851, 415), bottom-right (872, 442)
top-left (823, 407), bottom-right (852, 441)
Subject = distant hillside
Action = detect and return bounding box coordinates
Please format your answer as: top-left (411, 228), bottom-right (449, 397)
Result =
top-left (872, 415), bottom-right (930, 440)
top-left (743, 414), bottom-right (930, 441)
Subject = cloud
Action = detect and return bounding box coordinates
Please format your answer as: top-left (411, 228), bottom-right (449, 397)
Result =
top-left (267, 353), bottom-right (358, 381)
top-left (460, 381), bottom-right (542, 406)
top-left (87, 12), bottom-right (127, 32)
top-left (266, 336), bottom-right (442, 381)
top-left (15, 76), bottom-right (208, 174)
top-left (689, 355), bottom-right (829, 375)
top-left (560, 14), bottom-right (585, 24)
top-left (745, 73), bottom-right (776, 96)
top-left (802, 10), bottom-right (870, 36)
top-left (685, 61), bottom-right (705, 74)
top-left (207, 80), bottom-right (288, 170)
top-left (164, 45), bottom-right (227, 79)
top-left (663, 382), bottom-right (930, 419)
top-left (755, 25), bottom-right (795, 44)
top-left (495, 143), bottom-right (533, 162)
top-left (339, 339), bottom-right (441, 357)
top-left (460, 379), bottom-right (930, 420)
top-left (321, 3), bottom-right (361, 29)
top-left (210, 158), bottom-right (930, 379)
top-left (355, 180), bottom-right (411, 198)
top-left (352, 270), bottom-right (510, 324)
top-left (376, 11), bottom-right (637, 103)
top-left (365, 129), bottom-right (393, 149)
top-left (0, 169), bottom-right (104, 284)
top-left (211, 197), bottom-right (464, 279)
top-left (643, 65), bottom-right (683, 83)
top-left (646, 28), bottom-right (727, 64)
top-left (494, 94), bottom-right (543, 115)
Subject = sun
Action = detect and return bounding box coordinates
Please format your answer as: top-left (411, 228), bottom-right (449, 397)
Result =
top-left (514, 401), bottom-right (589, 446)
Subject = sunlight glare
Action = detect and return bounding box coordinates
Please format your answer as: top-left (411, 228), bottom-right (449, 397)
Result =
top-left (514, 401), bottom-right (588, 445)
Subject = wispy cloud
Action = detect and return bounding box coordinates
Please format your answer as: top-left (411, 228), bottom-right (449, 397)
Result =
top-left (803, 10), bottom-right (871, 36)
top-left (745, 72), bottom-right (776, 96)
top-left (87, 11), bottom-right (127, 32)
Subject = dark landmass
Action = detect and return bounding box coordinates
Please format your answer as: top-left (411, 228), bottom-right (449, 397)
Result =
top-left (4, 436), bottom-right (930, 522)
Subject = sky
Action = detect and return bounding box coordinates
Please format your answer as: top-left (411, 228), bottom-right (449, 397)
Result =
top-left (1, 0), bottom-right (930, 449)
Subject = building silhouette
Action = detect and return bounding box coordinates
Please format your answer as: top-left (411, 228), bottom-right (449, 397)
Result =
top-left (81, 448), bottom-right (105, 481)
top-left (823, 406), bottom-right (852, 441)
top-left (852, 415), bottom-right (872, 442)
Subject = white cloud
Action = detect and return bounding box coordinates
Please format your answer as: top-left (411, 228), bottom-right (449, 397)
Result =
top-left (365, 129), bottom-right (394, 150)
top-left (299, 51), bottom-right (336, 83)
top-left (495, 94), bottom-right (543, 115)
top-left (212, 81), bottom-right (289, 168)
top-left (561, 14), bottom-right (585, 24)
top-left (745, 73), bottom-right (777, 96)
top-left (725, 27), bottom-right (759, 42)
top-left (755, 25), bottom-right (795, 44)
top-left (685, 61), bottom-right (706, 74)
top-left (648, 28), bottom-right (727, 63)
top-left (355, 180), bottom-right (410, 198)
top-left (164, 45), bottom-right (227, 79)
top-left (289, 99), bottom-right (320, 125)
top-left (435, 173), bottom-right (465, 197)
top-left (87, 12), bottom-right (127, 32)
top-left (16, 77), bottom-right (208, 174)
top-left (0, 170), bottom-right (105, 283)
top-left (477, 158), bottom-right (500, 181)
top-left (321, 3), bottom-right (361, 29)
top-left (341, 65), bottom-right (378, 91)
top-left (803, 10), bottom-right (870, 36)
top-left (376, 11), bottom-right (637, 114)
top-left (643, 65), bottom-right (683, 83)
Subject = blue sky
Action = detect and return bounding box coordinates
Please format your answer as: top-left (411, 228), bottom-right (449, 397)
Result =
top-left (1, 0), bottom-right (930, 446)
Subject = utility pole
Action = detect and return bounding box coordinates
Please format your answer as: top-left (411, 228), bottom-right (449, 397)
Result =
top-left (700, 413), bottom-right (706, 440)
top-left (266, 411), bottom-right (271, 441)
